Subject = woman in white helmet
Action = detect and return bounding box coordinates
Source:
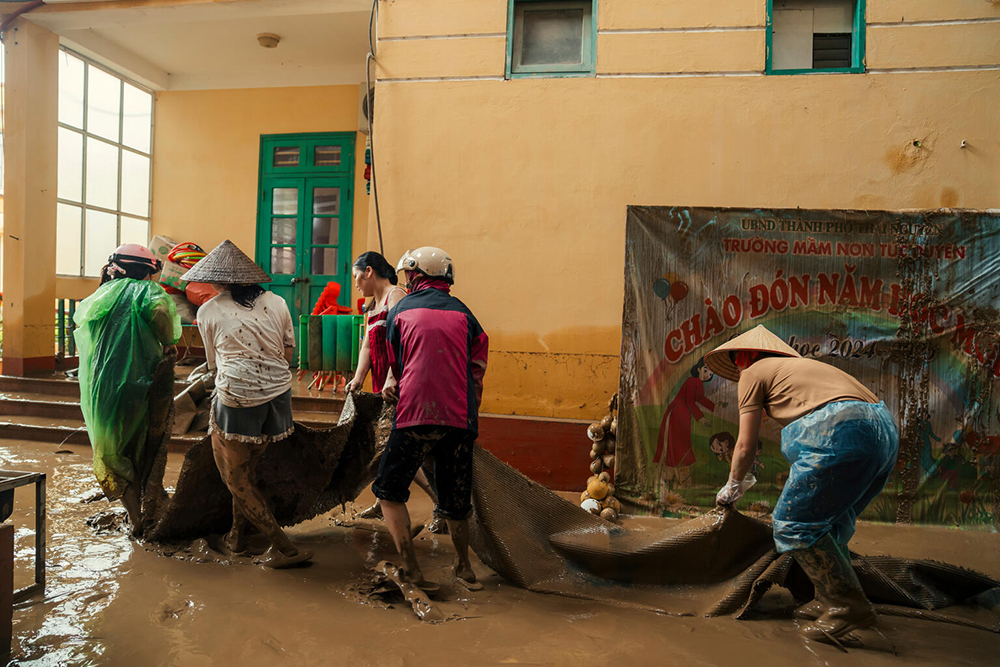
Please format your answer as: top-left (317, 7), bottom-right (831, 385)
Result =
top-left (372, 247), bottom-right (489, 591)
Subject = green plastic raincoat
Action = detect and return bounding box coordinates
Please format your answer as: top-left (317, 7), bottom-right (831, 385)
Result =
top-left (74, 279), bottom-right (181, 499)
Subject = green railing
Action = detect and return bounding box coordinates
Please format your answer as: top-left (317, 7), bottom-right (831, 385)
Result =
top-left (56, 299), bottom-right (78, 358)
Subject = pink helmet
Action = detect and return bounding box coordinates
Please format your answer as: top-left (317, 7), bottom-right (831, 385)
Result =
top-left (110, 243), bottom-right (162, 271)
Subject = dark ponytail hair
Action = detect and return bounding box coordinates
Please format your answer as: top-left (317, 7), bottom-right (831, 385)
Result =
top-left (353, 251), bottom-right (397, 286)
top-left (230, 284), bottom-right (265, 308)
top-left (99, 261), bottom-right (155, 286)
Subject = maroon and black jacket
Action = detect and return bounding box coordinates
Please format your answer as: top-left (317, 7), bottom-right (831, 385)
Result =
top-left (386, 279), bottom-right (489, 434)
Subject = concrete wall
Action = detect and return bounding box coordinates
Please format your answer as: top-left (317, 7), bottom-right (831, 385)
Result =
top-left (150, 85), bottom-right (369, 299)
top-left (371, 0), bottom-right (1000, 420)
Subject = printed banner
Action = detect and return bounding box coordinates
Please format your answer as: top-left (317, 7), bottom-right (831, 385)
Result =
top-left (618, 206), bottom-right (1000, 528)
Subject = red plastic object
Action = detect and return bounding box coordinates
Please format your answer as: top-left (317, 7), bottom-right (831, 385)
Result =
top-left (311, 282), bottom-right (352, 315)
top-left (185, 282), bottom-right (219, 307)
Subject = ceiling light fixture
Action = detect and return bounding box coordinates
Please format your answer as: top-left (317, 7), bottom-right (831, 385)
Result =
top-left (257, 33), bottom-right (280, 49)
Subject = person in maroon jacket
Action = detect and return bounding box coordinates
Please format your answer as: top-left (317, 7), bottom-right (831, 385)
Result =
top-left (373, 247), bottom-right (488, 591)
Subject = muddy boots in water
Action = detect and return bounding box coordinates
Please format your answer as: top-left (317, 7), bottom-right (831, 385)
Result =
top-left (791, 533), bottom-right (877, 644)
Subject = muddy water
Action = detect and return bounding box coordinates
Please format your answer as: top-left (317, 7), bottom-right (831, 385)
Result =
top-left (1, 440), bottom-right (999, 666)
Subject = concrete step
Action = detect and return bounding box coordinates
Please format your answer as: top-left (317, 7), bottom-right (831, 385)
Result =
top-left (0, 410), bottom-right (342, 449)
top-left (0, 396), bottom-right (84, 420)
top-left (0, 374), bottom-right (344, 413)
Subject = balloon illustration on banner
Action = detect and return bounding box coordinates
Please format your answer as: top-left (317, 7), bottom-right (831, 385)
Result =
top-left (654, 273), bottom-right (688, 314)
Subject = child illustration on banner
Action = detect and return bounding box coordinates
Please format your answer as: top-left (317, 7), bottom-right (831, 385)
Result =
top-left (709, 432), bottom-right (735, 463)
top-left (654, 357), bottom-right (721, 492)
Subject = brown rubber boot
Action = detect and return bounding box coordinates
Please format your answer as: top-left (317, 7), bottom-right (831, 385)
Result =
top-left (792, 599), bottom-right (825, 621)
top-left (791, 534), bottom-right (877, 644)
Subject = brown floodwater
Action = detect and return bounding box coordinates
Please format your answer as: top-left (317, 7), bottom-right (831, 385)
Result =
top-left (1, 439), bottom-right (998, 666)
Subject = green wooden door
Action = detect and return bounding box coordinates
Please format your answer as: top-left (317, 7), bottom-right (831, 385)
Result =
top-left (256, 133), bottom-right (355, 341)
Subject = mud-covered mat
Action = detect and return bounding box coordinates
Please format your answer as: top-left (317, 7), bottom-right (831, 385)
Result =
top-left (139, 390), bottom-right (999, 632)
top-left (143, 392), bottom-right (393, 542)
top-left (467, 446), bottom-right (1000, 631)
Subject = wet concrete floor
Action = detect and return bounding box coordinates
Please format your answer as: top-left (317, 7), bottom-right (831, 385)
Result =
top-left (1, 439), bottom-right (999, 666)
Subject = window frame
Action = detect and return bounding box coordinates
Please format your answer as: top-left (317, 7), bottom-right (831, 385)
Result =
top-left (765, 0), bottom-right (866, 76)
top-left (56, 48), bottom-right (155, 278)
top-left (506, 0), bottom-right (597, 79)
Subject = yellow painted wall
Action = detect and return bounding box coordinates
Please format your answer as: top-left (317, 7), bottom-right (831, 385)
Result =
top-left (151, 85), bottom-right (369, 304)
top-left (372, 0), bottom-right (1000, 421)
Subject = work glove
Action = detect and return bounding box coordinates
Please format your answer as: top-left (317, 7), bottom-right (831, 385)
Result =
top-left (716, 473), bottom-right (756, 506)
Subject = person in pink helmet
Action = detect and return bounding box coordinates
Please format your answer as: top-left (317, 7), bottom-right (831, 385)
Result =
top-left (75, 243), bottom-right (181, 535)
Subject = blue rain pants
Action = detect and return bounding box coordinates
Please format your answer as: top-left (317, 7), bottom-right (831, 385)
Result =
top-left (772, 400), bottom-right (899, 553)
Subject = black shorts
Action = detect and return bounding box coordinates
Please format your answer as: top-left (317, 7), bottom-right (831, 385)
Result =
top-left (372, 425), bottom-right (475, 521)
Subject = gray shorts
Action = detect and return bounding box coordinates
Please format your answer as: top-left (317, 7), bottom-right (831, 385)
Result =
top-left (210, 390), bottom-right (294, 444)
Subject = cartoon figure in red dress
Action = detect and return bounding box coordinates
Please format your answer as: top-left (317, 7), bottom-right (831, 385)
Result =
top-left (654, 357), bottom-right (718, 492)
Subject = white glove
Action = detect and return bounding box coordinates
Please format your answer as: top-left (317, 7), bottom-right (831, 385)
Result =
top-left (716, 473), bottom-right (756, 506)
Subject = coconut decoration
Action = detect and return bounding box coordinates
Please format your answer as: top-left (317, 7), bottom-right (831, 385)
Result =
top-left (587, 423), bottom-right (604, 442)
top-left (581, 498), bottom-right (602, 515)
top-left (582, 393), bottom-right (622, 522)
top-left (587, 477), bottom-right (609, 500)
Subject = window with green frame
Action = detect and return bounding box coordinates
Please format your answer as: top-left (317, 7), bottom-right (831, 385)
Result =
top-left (767, 0), bottom-right (866, 75)
top-left (506, 0), bottom-right (597, 79)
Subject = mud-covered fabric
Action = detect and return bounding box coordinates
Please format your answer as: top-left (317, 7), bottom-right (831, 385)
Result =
top-left (773, 400), bottom-right (899, 552)
top-left (209, 389), bottom-right (294, 444)
top-left (75, 278), bottom-right (181, 500)
top-left (372, 425), bottom-right (475, 520)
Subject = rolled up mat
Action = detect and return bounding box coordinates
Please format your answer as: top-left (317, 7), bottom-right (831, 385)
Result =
top-left (322, 315), bottom-right (337, 371)
top-left (336, 315), bottom-right (353, 371)
top-left (299, 315), bottom-right (310, 370)
top-left (351, 315), bottom-right (362, 370)
top-left (308, 316), bottom-right (323, 371)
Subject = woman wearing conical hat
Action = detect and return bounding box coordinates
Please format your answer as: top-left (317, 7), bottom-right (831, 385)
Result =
top-left (182, 240), bottom-right (312, 568)
top-left (704, 325), bottom-right (898, 646)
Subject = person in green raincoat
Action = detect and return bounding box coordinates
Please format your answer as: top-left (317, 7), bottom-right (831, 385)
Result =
top-left (74, 243), bottom-right (181, 534)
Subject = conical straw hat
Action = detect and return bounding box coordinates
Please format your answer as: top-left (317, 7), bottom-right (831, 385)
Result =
top-left (703, 325), bottom-right (801, 382)
top-left (179, 240), bottom-right (272, 284)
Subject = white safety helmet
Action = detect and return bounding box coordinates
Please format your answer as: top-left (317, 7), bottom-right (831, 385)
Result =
top-left (396, 247), bottom-right (455, 284)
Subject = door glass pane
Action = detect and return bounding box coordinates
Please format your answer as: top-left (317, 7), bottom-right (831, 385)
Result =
top-left (311, 248), bottom-right (338, 275)
top-left (521, 8), bottom-right (585, 66)
top-left (56, 204), bottom-right (83, 275)
top-left (313, 188), bottom-right (340, 215)
top-left (58, 52), bottom-right (85, 129)
top-left (120, 151), bottom-right (150, 217)
top-left (85, 138), bottom-right (120, 210)
top-left (272, 188), bottom-right (298, 215)
top-left (120, 216), bottom-right (149, 246)
top-left (270, 247), bottom-right (296, 275)
top-left (273, 146), bottom-right (299, 168)
top-left (314, 145), bottom-right (341, 167)
top-left (84, 210), bottom-right (118, 277)
top-left (86, 65), bottom-right (122, 141)
top-left (122, 83), bottom-right (152, 154)
top-left (58, 128), bottom-right (84, 202)
top-left (271, 218), bottom-right (297, 244)
top-left (312, 218), bottom-right (338, 245)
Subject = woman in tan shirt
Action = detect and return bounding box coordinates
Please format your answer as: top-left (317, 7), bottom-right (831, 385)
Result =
top-left (704, 325), bottom-right (899, 646)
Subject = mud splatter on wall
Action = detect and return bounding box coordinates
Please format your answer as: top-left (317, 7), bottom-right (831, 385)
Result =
top-left (618, 206), bottom-right (1000, 528)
